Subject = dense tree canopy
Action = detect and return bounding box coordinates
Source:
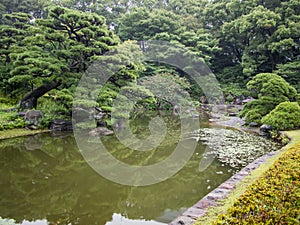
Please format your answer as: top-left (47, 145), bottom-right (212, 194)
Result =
top-left (1, 6), bottom-right (119, 108)
top-left (0, 0), bottom-right (299, 128)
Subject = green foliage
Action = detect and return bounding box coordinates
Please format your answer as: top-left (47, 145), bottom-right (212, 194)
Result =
top-left (262, 102), bottom-right (300, 130)
top-left (0, 107), bottom-right (26, 131)
top-left (206, 0), bottom-right (300, 83)
top-left (0, 0), bottom-right (300, 129)
top-left (276, 60), bottom-right (300, 92)
top-left (222, 84), bottom-right (250, 103)
top-left (215, 141), bottom-right (300, 224)
top-left (270, 130), bottom-right (291, 145)
top-left (74, 40), bottom-right (145, 113)
top-left (240, 73), bottom-right (298, 124)
top-left (37, 97), bottom-right (70, 128)
top-left (140, 73), bottom-right (192, 110)
top-left (216, 65), bottom-right (245, 86)
top-left (117, 7), bottom-right (220, 65)
top-left (0, 6), bottom-right (119, 108)
top-left (247, 73), bottom-right (297, 100)
top-left (0, 115), bottom-right (26, 131)
top-left (117, 8), bottom-right (182, 41)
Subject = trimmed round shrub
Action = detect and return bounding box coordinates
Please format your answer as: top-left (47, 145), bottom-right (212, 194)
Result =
top-left (262, 102), bottom-right (300, 130)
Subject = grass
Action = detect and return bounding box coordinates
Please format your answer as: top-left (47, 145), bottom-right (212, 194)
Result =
top-left (195, 130), bottom-right (300, 225)
top-left (0, 128), bottom-right (50, 140)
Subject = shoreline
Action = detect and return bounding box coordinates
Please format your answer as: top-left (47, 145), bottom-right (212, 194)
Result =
top-left (169, 123), bottom-right (299, 225)
top-left (0, 129), bottom-right (51, 140)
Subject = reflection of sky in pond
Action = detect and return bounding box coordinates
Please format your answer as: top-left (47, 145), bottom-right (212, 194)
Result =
top-left (105, 214), bottom-right (167, 225)
top-left (17, 215), bottom-right (167, 225)
top-left (21, 220), bottom-right (48, 225)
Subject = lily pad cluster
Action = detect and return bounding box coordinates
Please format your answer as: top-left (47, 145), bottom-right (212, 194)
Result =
top-left (190, 128), bottom-right (281, 168)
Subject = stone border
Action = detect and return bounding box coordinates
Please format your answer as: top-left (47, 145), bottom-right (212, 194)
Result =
top-left (169, 150), bottom-right (279, 225)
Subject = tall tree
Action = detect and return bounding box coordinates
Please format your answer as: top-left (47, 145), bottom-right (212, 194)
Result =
top-left (4, 7), bottom-right (119, 108)
top-left (0, 0), bottom-right (47, 23)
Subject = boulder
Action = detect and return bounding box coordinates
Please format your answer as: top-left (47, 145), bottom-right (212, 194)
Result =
top-left (249, 122), bottom-right (259, 127)
top-left (259, 124), bottom-right (273, 137)
top-left (50, 119), bottom-right (73, 131)
top-left (93, 107), bottom-right (106, 126)
top-left (72, 107), bottom-right (92, 122)
top-left (24, 110), bottom-right (43, 126)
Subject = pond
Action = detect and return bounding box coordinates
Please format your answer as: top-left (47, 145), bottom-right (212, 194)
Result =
top-left (0, 113), bottom-right (281, 225)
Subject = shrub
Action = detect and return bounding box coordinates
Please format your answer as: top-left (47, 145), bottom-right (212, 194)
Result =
top-left (262, 102), bottom-right (300, 130)
top-left (239, 98), bottom-right (275, 124)
top-left (37, 97), bottom-right (70, 129)
top-left (240, 73), bottom-right (298, 124)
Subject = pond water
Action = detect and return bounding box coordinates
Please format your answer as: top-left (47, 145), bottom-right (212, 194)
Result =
top-left (0, 113), bottom-right (280, 225)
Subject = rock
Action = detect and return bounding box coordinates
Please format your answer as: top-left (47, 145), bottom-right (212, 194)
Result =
top-left (229, 112), bottom-right (238, 117)
top-left (96, 120), bottom-right (107, 127)
top-left (192, 114), bottom-right (199, 118)
top-left (26, 125), bottom-right (38, 130)
top-left (199, 96), bottom-right (208, 104)
top-left (242, 98), bottom-right (254, 105)
top-left (209, 118), bottom-right (217, 123)
top-left (50, 119), bottom-right (73, 131)
top-left (259, 124), bottom-right (273, 137)
top-left (72, 107), bottom-right (92, 122)
top-left (94, 112), bottom-right (104, 120)
top-left (89, 127), bottom-right (113, 136)
top-left (249, 122), bottom-right (259, 127)
top-left (95, 107), bottom-right (102, 113)
top-left (260, 124), bottom-right (273, 131)
top-left (234, 97), bottom-right (243, 105)
top-left (18, 111), bottom-right (26, 117)
top-left (213, 104), bottom-right (227, 112)
top-left (24, 110), bottom-right (43, 126)
top-left (210, 114), bottom-right (221, 119)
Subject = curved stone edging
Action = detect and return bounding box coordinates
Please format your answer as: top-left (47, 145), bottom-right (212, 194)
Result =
top-left (169, 150), bottom-right (279, 225)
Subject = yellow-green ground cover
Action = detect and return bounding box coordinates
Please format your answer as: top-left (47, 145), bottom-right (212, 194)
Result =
top-left (195, 130), bottom-right (300, 225)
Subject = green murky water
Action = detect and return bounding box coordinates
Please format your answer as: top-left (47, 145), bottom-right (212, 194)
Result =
top-left (0, 114), bottom-right (280, 225)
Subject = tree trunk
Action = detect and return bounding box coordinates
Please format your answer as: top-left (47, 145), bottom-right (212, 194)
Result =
top-left (20, 81), bottom-right (61, 109)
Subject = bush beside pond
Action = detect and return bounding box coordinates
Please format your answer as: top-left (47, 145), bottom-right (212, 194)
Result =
top-left (213, 140), bottom-right (300, 224)
top-left (262, 101), bottom-right (300, 130)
